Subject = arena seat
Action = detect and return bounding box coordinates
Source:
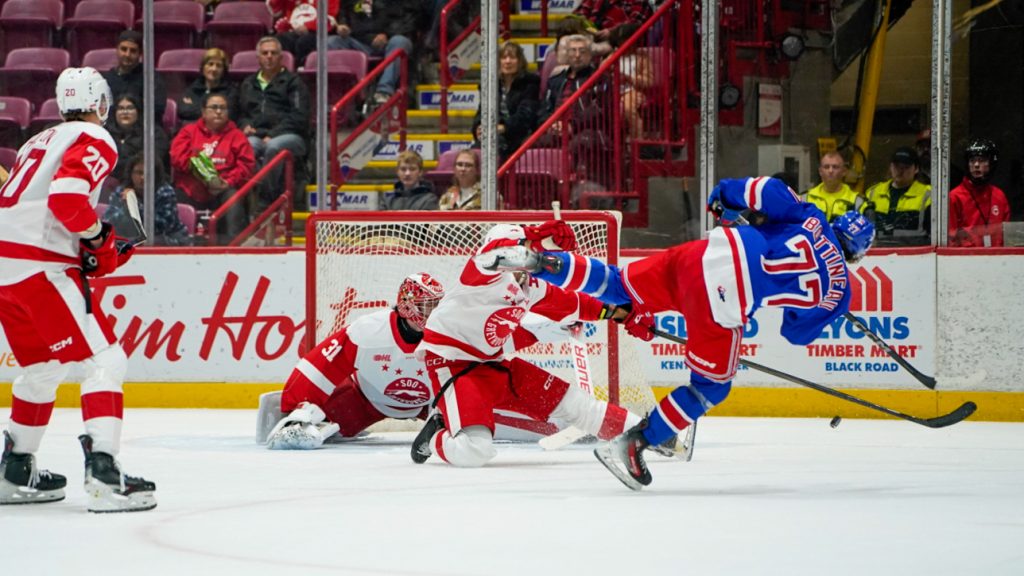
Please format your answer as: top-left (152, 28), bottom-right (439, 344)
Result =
top-left (0, 96), bottom-right (31, 148)
top-left (0, 48), bottom-right (71, 111)
top-left (0, 0), bottom-right (63, 62)
top-left (82, 48), bottom-right (119, 72)
top-left (205, 2), bottom-right (273, 60)
top-left (157, 48), bottom-right (206, 101)
top-left (28, 98), bottom-right (62, 136)
top-left (503, 148), bottom-right (567, 209)
top-left (177, 203), bottom-right (196, 234)
top-left (64, 0), bottom-right (136, 65)
top-left (0, 146), bottom-right (18, 171)
top-left (300, 50), bottom-right (367, 109)
top-left (139, 1), bottom-right (206, 62)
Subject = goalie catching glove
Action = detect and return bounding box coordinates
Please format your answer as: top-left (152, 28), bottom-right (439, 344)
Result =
top-left (80, 222), bottom-right (134, 277)
top-left (522, 220), bottom-right (577, 252)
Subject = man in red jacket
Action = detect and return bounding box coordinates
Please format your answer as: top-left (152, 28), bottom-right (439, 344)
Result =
top-left (170, 93), bottom-right (255, 244)
top-left (949, 138), bottom-right (1011, 247)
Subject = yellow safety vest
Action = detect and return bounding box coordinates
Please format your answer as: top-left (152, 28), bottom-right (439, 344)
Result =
top-left (802, 183), bottom-right (868, 222)
top-left (865, 180), bottom-right (931, 236)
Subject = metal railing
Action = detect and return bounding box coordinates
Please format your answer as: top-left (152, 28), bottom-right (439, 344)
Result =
top-left (206, 149), bottom-right (293, 247)
top-left (328, 48), bottom-right (408, 208)
top-left (496, 0), bottom-right (694, 227)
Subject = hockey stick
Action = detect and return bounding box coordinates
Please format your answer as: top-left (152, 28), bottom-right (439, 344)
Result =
top-left (651, 329), bottom-right (976, 429)
top-left (123, 189), bottom-right (148, 246)
top-left (843, 313), bottom-right (936, 389)
top-left (538, 323), bottom-right (594, 450)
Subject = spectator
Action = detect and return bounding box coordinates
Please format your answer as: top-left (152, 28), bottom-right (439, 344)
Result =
top-left (237, 36), bottom-right (310, 210)
top-left (865, 147), bottom-right (932, 246)
top-left (550, 14), bottom-right (610, 74)
top-left (471, 42), bottom-right (541, 161)
top-left (177, 48), bottom-right (238, 125)
top-left (574, 0), bottom-right (653, 42)
top-left (608, 23), bottom-right (652, 141)
top-left (915, 129), bottom-right (931, 184)
top-left (171, 93), bottom-right (255, 244)
top-left (949, 138), bottom-right (1011, 247)
top-left (106, 94), bottom-right (170, 178)
top-left (102, 30), bottom-right (167, 121)
top-left (538, 34), bottom-right (605, 131)
top-left (330, 0), bottom-right (423, 106)
top-left (439, 149), bottom-right (480, 210)
top-left (105, 154), bottom-right (192, 246)
top-left (269, 0), bottom-right (340, 66)
top-left (381, 150), bottom-right (438, 210)
top-left (803, 150), bottom-right (869, 222)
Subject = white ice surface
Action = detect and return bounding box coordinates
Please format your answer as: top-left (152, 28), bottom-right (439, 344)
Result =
top-left (2, 409), bottom-right (1022, 576)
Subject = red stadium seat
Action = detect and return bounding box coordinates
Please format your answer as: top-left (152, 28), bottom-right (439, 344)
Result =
top-left (82, 48), bottom-right (120, 73)
top-left (0, 146), bottom-right (18, 171)
top-left (300, 50), bottom-right (367, 112)
top-left (503, 148), bottom-right (568, 209)
top-left (140, 1), bottom-right (206, 62)
top-left (28, 98), bottom-right (62, 136)
top-left (206, 2), bottom-right (273, 59)
top-left (64, 0), bottom-right (136, 66)
top-left (157, 48), bottom-right (207, 100)
top-left (0, 48), bottom-right (71, 111)
top-left (0, 96), bottom-right (31, 148)
top-left (162, 98), bottom-right (177, 134)
top-left (177, 203), bottom-right (196, 234)
top-left (0, 0), bottom-right (64, 61)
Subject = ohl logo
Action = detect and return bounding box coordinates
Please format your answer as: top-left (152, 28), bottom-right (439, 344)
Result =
top-left (483, 307), bottom-right (526, 347)
top-left (848, 266), bottom-right (893, 312)
top-left (384, 378), bottom-right (431, 406)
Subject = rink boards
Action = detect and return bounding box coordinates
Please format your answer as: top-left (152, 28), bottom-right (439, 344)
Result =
top-left (0, 247), bottom-right (1020, 421)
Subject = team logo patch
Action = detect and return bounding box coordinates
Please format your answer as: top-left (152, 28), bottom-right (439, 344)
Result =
top-left (384, 378), bottom-right (431, 406)
top-left (717, 286), bottom-right (727, 302)
top-left (483, 307), bottom-right (526, 347)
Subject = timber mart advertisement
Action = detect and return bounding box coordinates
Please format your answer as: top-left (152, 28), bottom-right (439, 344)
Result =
top-left (0, 251), bottom-right (934, 388)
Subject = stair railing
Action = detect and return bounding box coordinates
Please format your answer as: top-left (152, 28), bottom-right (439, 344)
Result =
top-left (206, 149), bottom-right (293, 247)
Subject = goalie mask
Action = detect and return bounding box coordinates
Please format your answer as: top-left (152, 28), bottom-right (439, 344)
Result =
top-left (831, 211), bottom-right (875, 264)
top-left (56, 67), bottom-right (112, 123)
top-left (396, 273), bottom-right (445, 331)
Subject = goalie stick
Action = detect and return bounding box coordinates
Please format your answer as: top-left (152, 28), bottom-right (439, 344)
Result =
top-left (843, 313), bottom-right (936, 389)
top-left (651, 329), bottom-right (977, 429)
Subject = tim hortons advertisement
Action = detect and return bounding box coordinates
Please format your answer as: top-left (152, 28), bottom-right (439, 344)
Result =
top-left (0, 252), bottom-right (934, 388)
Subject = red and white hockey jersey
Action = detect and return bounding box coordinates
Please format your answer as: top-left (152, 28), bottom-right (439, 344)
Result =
top-left (295, 309), bottom-right (433, 419)
top-left (419, 224), bottom-right (607, 362)
top-left (0, 121), bottom-right (116, 285)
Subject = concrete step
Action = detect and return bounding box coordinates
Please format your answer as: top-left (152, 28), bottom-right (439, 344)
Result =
top-left (407, 109), bottom-right (475, 130)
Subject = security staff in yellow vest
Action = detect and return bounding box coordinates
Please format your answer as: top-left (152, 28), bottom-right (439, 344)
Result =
top-left (865, 147), bottom-right (932, 246)
top-left (803, 151), bottom-right (871, 222)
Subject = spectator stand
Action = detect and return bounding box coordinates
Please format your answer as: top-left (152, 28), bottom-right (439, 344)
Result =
top-left (496, 0), bottom-right (695, 228)
top-left (0, 48), bottom-right (70, 112)
top-left (0, 0), bottom-right (63, 63)
top-left (138, 1), bottom-right (206, 63)
top-left (0, 96), bottom-right (31, 148)
top-left (438, 0), bottom-right (481, 133)
top-left (64, 0), bottom-right (136, 66)
top-left (205, 1), bottom-right (273, 60)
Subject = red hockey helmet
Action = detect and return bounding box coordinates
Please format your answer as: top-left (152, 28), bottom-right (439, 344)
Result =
top-left (396, 273), bottom-right (445, 330)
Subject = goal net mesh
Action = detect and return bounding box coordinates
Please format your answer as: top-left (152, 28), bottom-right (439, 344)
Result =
top-left (308, 212), bottom-right (657, 425)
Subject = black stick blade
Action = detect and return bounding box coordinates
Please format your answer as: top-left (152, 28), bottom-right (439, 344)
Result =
top-left (920, 401), bottom-right (978, 428)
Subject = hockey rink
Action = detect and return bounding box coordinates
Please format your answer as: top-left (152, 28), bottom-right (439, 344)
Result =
top-left (1, 409), bottom-right (1021, 576)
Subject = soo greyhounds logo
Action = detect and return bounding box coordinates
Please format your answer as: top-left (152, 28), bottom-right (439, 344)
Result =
top-left (483, 307), bottom-right (526, 347)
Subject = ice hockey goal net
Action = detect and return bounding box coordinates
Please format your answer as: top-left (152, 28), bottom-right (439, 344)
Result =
top-left (306, 210), bottom-right (656, 416)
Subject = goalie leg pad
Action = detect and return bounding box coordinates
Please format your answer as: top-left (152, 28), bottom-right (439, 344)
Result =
top-left (255, 391), bottom-right (286, 444)
top-left (549, 384), bottom-right (642, 441)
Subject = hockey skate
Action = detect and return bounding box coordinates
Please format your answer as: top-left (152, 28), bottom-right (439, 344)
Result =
top-left (649, 421), bottom-right (696, 462)
top-left (475, 246), bottom-right (562, 274)
top-left (0, 431), bottom-right (66, 505)
top-left (593, 420), bottom-right (653, 491)
top-left (79, 434), bottom-right (156, 513)
top-left (265, 402), bottom-right (341, 450)
top-left (411, 412), bottom-right (444, 464)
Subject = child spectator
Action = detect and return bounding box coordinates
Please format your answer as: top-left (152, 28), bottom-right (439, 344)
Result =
top-left (105, 154), bottom-right (192, 246)
top-left (106, 94), bottom-right (170, 178)
top-left (381, 150), bottom-right (438, 210)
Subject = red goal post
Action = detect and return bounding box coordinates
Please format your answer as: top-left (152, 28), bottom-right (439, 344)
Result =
top-left (305, 210), bottom-right (655, 413)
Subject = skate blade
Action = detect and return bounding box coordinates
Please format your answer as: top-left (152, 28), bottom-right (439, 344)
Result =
top-left (0, 479), bottom-right (65, 505)
top-left (84, 480), bottom-right (157, 513)
top-left (593, 445), bottom-right (645, 491)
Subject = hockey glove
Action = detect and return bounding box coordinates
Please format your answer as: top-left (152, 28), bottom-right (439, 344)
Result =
top-left (80, 222), bottom-right (134, 278)
top-left (614, 305), bottom-right (655, 342)
top-left (707, 185), bottom-right (746, 226)
top-left (522, 220), bottom-right (577, 252)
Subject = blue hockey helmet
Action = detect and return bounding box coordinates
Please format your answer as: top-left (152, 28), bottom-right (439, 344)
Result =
top-left (831, 211), bottom-right (875, 264)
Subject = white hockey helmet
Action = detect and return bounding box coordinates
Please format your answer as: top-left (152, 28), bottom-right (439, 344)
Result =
top-left (56, 67), bottom-right (112, 123)
top-left (395, 273), bottom-right (445, 331)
